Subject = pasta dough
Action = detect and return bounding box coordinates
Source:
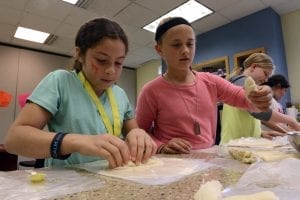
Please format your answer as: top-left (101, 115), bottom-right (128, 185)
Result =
top-left (116, 157), bottom-right (164, 169)
top-left (194, 180), bottom-right (223, 200)
top-left (194, 180), bottom-right (279, 200)
top-left (29, 172), bottom-right (46, 183)
top-left (228, 148), bottom-right (257, 164)
top-left (244, 76), bottom-right (257, 96)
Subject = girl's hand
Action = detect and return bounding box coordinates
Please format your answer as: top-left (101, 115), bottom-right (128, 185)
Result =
top-left (70, 134), bottom-right (130, 169)
top-left (248, 85), bottom-right (272, 112)
top-left (261, 130), bottom-right (285, 139)
top-left (125, 128), bottom-right (157, 165)
top-left (160, 138), bottom-right (191, 154)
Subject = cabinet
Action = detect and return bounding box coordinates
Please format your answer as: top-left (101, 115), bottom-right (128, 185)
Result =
top-left (193, 56), bottom-right (229, 78)
top-left (233, 47), bottom-right (266, 74)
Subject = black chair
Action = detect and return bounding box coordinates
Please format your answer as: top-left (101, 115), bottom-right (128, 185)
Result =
top-left (19, 159), bottom-right (44, 168)
top-left (215, 103), bottom-right (223, 145)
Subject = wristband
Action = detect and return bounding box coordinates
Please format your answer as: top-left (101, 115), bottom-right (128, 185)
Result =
top-left (50, 132), bottom-right (71, 160)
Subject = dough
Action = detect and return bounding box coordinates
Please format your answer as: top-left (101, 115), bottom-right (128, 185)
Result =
top-left (29, 172), bottom-right (46, 183)
top-left (194, 180), bottom-right (223, 200)
top-left (228, 148), bottom-right (257, 164)
top-left (244, 76), bottom-right (257, 96)
top-left (223, 191), bottom-right (279, 200)
top-left (115, 157), bottom-right (164, 169)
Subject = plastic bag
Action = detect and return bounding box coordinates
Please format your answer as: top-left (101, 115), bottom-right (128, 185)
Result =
top-left (223, 158), bottom-right (300, 199)
top-left (74, 156), bottom-right (216, 185)
top-left (0, 168), bottom-right (104, 200)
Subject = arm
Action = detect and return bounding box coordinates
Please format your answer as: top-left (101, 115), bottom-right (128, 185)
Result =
top-left (4, 103), bottom-right (131, 168)
top-left (268, 110), bottom-right (300, 131)
top-left (136, 85), bottom-right (165, 149)
top-left (214, 74), bottom-right (272, 112)
top-left (261, 121), bottom-right (288, 133)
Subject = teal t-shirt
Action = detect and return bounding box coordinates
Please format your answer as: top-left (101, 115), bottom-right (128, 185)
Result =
top-left (28, 70), bottom-right (134, 167)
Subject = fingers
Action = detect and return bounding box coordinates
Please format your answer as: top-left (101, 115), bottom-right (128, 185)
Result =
top-left (125, 128), bottom-right (157, 165)
top-left (163, 138), bottom-right (191, 154)
top-left (105, 138), bottom-right (130, 168)
top-left (90, 135), bottom-right (130, 169)
top-left (248, 87), bottom-right (272, 111)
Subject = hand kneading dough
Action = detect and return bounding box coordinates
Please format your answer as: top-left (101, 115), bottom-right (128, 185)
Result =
top-left (194, 180), bottom-right (223, 200)
top-left (223, 191), bottom-right (279, 200)
top-left (244, 76), bottom-right (257, 96)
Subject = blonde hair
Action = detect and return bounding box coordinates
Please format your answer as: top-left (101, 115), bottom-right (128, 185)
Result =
top-left (230, 52), bottom-right (275, 78)
top-left (243, 53), bottom-right (274, 70)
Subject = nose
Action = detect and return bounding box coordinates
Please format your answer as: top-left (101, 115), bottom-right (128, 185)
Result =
top-left (182, 45), bottom-right (189, 54)
top-left (105, 65), bottom-right (115, 75)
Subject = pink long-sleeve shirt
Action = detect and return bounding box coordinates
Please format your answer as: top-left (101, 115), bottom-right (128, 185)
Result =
top-left (136, 72), bottom-right (252, 149)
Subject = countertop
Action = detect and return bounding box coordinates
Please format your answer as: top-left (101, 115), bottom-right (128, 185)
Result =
top-left (3, 145), bottom-right (298, 200)
top-left (57, 147), bottom-right (247, 200)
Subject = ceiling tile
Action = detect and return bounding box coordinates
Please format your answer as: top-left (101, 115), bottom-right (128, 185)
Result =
top-left (85, 0), bottom-right (130, 18)
top-left (0, 23), bottom-right (17, 43)
top-left (53, 23), bottom-right (79, 39)
top-left (42, 36), bottom-right (74, 54)
top-left (218, 0), bottom-right (266, 21)
top-left (0, 0), bottom-right (30, 10)
top-left (199, 0), bottom-right (240, 11)
top-left (64, 7), bottom-right (99, 27)
top-left (193, 13), bottom-right (231, 35)
top-left (136, 0), bottom-right (184, 14)
top-left (12, 37), bottom-right (43, 49)
top-left (19, 13), bottom-right (61, 33)
top-left (25, 0), bottom-right (73, 21)
top-left (0, 7), bottom-right (22, 26)
top-left (113, 3), bottom-right (157, 27)
top-left (271, 0), bottom-right (300, 14)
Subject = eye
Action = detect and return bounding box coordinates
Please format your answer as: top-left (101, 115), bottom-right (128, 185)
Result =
top-left (96, 58), bottom-right (108, 64)
top-left (115, 62), bottom-right (123, 67)
top-left (187, 42), bottom-right (194, 47)
top-left (171, 43), bottom-right (181, 48)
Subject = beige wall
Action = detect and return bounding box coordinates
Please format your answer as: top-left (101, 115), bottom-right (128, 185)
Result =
top-left (281, 9), bottom-right (300, 103)
top-left (136, 59), bottom-right (161, 96)
top-left (0, 45), bottom-right (70, 144)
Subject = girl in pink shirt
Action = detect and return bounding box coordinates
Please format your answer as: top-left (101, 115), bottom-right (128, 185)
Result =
top-left (136, 17), bottom-right (272, 154)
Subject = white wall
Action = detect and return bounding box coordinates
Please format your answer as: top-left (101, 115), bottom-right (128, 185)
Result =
top-left (281, 10), bottom-right (300, 104)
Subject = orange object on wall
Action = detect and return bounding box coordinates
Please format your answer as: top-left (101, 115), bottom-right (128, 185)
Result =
top-left (0, 90), bottom-right (12, 107)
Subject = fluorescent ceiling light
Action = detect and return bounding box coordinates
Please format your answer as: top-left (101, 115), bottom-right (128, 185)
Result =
top-left (14, 26), bottom-right (50, 43)
top-left (62, 0), bottom-right (79, 4)
top-left (143, 0), bottom-right (213, 33)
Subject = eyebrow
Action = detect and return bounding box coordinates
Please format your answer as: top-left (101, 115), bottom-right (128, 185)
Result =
top-left (94, 51), bottom-right (125, 59)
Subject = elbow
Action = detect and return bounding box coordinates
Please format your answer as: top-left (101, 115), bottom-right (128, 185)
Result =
top-left (3, 128), bottom-right (17, 154)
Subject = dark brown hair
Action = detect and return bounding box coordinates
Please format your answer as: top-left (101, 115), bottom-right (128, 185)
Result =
top-left (71, 18), bottom-right (128, 71)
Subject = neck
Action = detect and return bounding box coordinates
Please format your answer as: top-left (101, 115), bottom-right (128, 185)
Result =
top-left (165, 70), bottom-right (195, 84)
top-left (80, 71), bottom-right (104, 96)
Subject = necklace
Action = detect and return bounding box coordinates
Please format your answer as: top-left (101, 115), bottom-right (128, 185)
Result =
top-left (77, 71), bottom-right (121, 137)
top-left (164, 71), bottom-right (201, 135)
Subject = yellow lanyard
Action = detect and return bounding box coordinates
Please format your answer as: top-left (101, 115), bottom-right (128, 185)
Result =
top-left (78, 71), bottom-right (121, 137)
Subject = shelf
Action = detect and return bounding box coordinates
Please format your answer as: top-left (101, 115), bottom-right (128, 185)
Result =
top-left (193, 56), bottom-right (229, 79)
top-left (233, 47), bottom-right (266, 73)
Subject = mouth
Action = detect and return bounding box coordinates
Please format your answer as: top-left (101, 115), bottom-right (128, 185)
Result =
top-left (101, 79), bottom-right (114, 84)
top-left (179, 58), bottom-right (190, 62)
